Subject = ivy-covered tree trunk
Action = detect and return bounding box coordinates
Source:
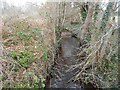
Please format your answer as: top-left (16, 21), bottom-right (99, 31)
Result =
top-left (99, 2), bottom-right (113, 33)
top-left (80, 3), bottom-right (95, 40)
top-left (80, 3), bottom-right (88, 23)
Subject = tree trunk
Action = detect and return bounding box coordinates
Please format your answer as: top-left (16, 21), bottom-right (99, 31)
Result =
top-left (80, 3), bottom-right (95, 40)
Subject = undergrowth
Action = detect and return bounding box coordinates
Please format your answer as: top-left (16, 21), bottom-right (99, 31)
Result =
top-left (2, 18), bottom-right (52, 88)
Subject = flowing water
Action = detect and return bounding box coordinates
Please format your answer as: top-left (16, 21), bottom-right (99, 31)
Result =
top-left (45, 33), bottom-right (97, 90)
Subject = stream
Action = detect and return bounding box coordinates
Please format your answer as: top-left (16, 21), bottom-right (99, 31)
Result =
top-left (45, 32), bottom-right (98, 90)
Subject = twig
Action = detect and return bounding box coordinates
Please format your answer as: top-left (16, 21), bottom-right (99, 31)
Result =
top-left (74, 26), bottom-right (115, 80)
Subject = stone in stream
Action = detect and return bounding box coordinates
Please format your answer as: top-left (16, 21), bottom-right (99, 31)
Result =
top-left (61, 31), bottom-right (80, 58)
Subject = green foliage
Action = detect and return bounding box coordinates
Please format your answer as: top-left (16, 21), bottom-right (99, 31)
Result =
top-left (39, 75), bottom-right (46, 89)
top-left (16, 27), bottom-right (44, 45)
top-left (97, 53), bottom-right (118, 88)
top-left (80, 4), bottom-right (88, 22)
top-left (16, 31), bottom-right (30, 41)
top-left (9, 50), bottom-right (35, 68)
top-left (94, 4), bottom-right (99, 21)
top-left (3, 82), bottom-right (26, 88)
top-left (84, 34), bottom-right (91, 43)
top-left (5, 19), bottom-right (48, 88)
top-left (11, 83), bottom-right (30, 88)
top-left (100, 2), bottom-right (113, 32)
top-left (41, 47), bottom-right (48, 61)
top-left (27, 72), bottom-right (46, 88)
top-left (19, 50), bottom-right (34, 68)
top-left (30, 28), bottom-right (44, 43)
top-left (81, 11), bottom-right (87, 22)
top-left (9, 50), bottom-right (18, 60)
